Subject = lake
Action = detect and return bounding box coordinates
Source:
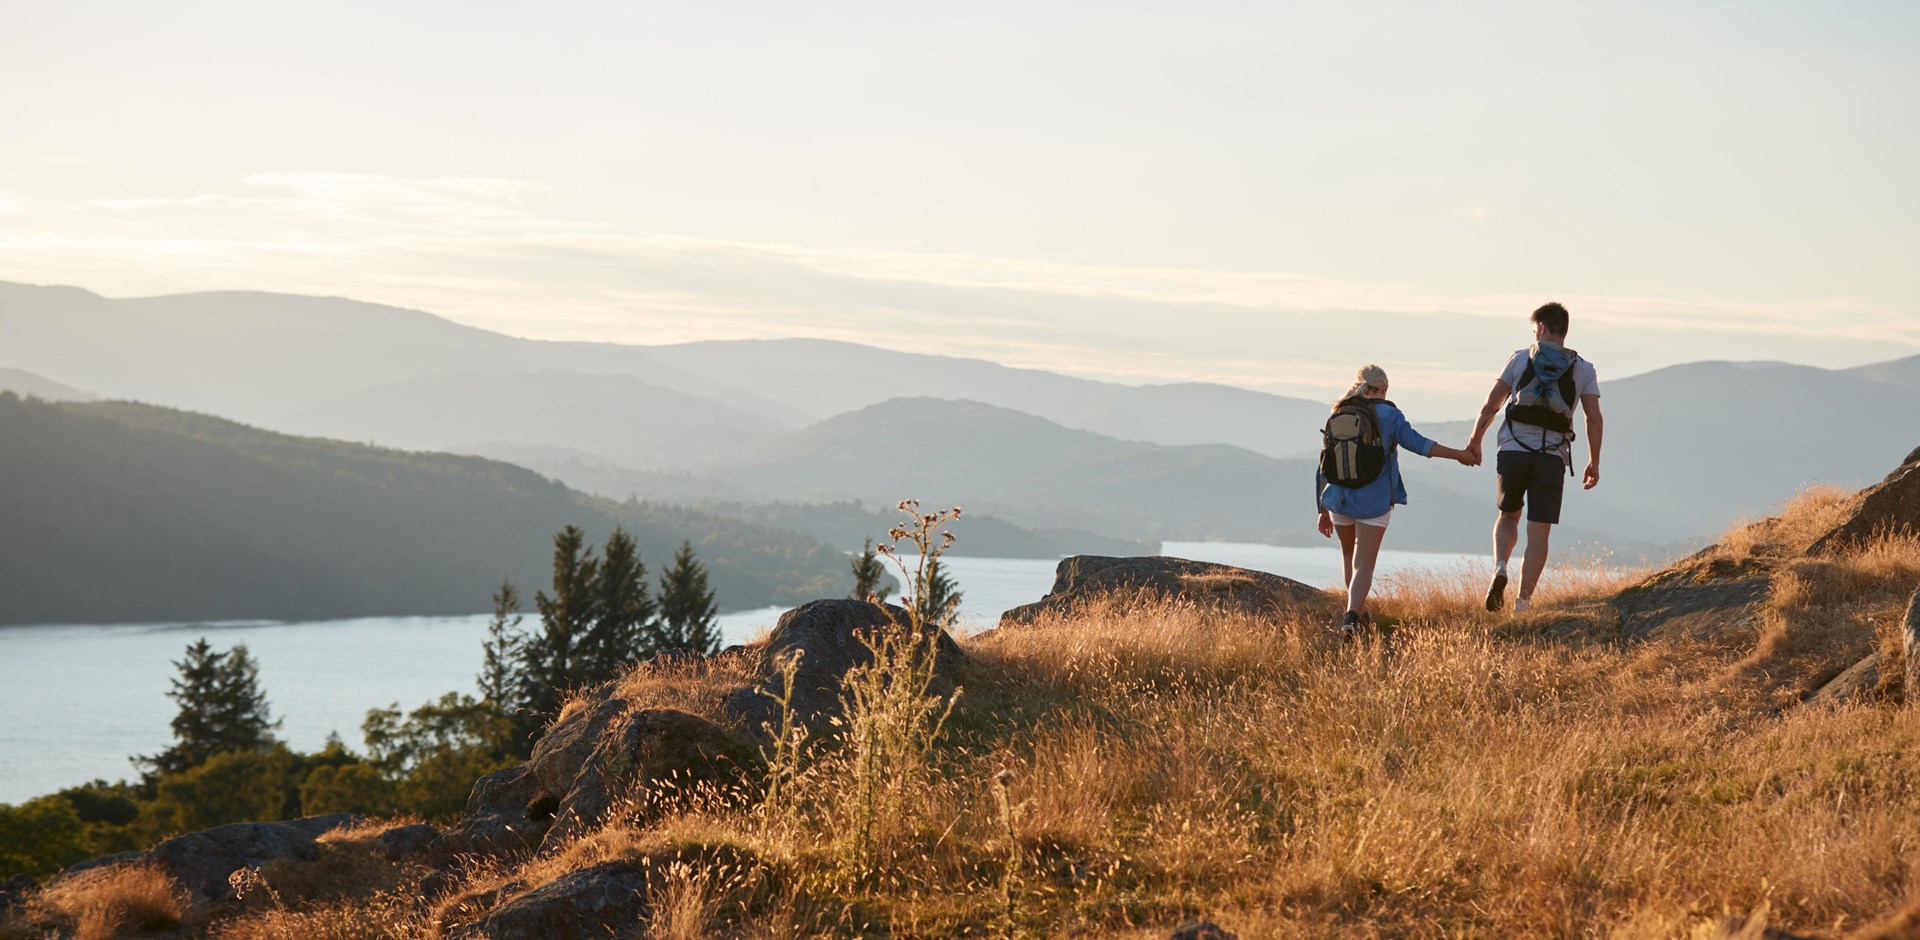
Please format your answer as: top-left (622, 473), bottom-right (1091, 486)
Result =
top-left (0, 543), bottom-right (1482, 804)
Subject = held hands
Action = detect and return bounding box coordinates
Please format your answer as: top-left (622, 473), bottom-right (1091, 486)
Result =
top-left (1464, 440), bottom-right (1483, 467)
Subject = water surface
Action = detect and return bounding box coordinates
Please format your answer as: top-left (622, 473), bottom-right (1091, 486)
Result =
top-left (0, 544), bottom-right (1480, 803)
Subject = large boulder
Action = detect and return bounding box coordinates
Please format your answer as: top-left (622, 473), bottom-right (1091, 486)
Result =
top-left (1808, 456), bottom-right (1920, 554)
top-left (722, 599), bottom-right (964, 741)
top-left (540, 708), bottom-right (759, 850)
top-left (999, 555), bottom-right (1329, 628)
top-left (90, 814), bottom-right (360, 916)
top-left (435, 765), bottom-right (549, 860)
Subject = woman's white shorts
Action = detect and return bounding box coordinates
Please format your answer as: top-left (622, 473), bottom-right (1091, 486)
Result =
top-left (1330, 510), bottom-right (1392, 529)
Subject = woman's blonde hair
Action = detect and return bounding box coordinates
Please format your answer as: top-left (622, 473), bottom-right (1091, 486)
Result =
top-left (1336, 364), bottom-right (1389, 407)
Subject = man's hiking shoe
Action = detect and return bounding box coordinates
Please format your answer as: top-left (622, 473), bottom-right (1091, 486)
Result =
top-left (1485, 571), bottom-right (1509, 612)
top-left (1514, 597), bottom-right (1532, 614)
top-left (1340, 611), bottom-right (1362, 641)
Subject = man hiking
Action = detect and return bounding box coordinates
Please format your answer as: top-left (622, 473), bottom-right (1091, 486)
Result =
top-left (1464, 302), bottom-right (1603, 613)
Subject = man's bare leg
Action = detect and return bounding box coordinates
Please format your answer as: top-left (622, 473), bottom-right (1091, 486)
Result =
top-left (1494, 510), bottom-right (1522, 570)
top-left (1519, 520), bottom-right (1552, 602)
top-left (1486, 510), bottom-right (1522, 610)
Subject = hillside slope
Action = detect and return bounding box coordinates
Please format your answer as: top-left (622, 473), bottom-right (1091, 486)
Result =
top-left (0, 395), bottom-right (845, 625)
top-left (0, 366), bottom-right (92, 401)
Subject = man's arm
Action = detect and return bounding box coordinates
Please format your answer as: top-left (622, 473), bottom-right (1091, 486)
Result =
top-left (1581, 394), bottom-right (1603, 490)
top-left (1465, 380), bottom-right (1512, 459)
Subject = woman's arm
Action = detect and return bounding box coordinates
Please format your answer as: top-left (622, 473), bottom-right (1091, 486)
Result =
top-left (1427, 442), bottom-right (1477, 466)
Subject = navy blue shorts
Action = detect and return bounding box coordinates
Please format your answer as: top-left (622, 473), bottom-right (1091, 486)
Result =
top-left (1496, 451), bottom-right (1565, 524)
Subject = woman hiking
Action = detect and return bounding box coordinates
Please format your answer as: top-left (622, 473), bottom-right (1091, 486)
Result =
top-left (1315, 364), bottom-right (1478, 638)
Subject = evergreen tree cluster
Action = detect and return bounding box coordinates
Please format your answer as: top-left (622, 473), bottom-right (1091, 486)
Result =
top-left (498, 526), bottom-right (722, 724)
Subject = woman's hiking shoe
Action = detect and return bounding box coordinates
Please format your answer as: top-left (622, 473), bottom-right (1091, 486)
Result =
top-left (1340, 610), bottom-right (1362, 640)
top-left (1514, 597), bottom-right (1532, 614)
top-left (1485, 571), bottom-right (1509, 611)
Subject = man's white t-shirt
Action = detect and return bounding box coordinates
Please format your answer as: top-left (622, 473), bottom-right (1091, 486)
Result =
top-left (1495, 344), bottom-right (1600, 462)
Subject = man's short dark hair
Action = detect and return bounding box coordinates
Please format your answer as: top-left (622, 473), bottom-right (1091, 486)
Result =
top-left (1532, 302), bottom-right (1570, 338)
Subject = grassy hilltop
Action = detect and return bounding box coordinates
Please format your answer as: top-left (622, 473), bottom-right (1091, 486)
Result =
top-left (9, 481), bottom-right (1920, 938)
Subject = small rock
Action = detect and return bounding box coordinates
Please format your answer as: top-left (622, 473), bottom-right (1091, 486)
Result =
top-left (0, 872), bottom-right (35, 910)
top-left (453, 859), bottom-right (656, 940)
top-left (1168, 920), bottom-right (1239, 940)
top-left (1805, 653), bottom-right (1881, 707)
top-left (1904, 589), bottom-right (1920, 707)
top-left (1000, 555), bottom-right (1328, 628)
top-left (435, 765), bottom-right (548, 860)
top-left (530, 697), bottom-right (629, 800)
top-left (376, 823), bottom-right (440, 861)
top-left (540, 708), bottom-right (759, 850)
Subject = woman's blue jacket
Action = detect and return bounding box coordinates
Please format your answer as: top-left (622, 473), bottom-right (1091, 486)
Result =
top-left (1316, 400), bottom-right (1437, 520)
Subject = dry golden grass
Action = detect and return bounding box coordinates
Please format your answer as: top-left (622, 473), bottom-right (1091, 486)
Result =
top-left (25, 863), bottom-right (186, 940)
top-left (182, 504), bottom-right (1920, 939)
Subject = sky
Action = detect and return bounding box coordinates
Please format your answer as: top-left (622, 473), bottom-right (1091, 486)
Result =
top-left (2, 0), bottom-right (1916, 414)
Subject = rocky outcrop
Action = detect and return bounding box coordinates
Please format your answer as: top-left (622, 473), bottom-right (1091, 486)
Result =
top-left (1611, 557), bottom-right (1772, 643)
top-left (722, 599), bottom-right (965, 740)
top-left (1000, 555), bottom-right (1329, 627)
top-left (434, 598), bottom-right (963, 863)
top-left (1808, 452), bottom-right (1920, 554)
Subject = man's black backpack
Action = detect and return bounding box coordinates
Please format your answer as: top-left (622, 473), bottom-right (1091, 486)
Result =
top-left (1506, 349), bottom-right (1581, 436)
top-left (1320, 396), bottom-right (1388, 487)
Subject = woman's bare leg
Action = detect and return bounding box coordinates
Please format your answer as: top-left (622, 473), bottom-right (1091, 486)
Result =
top-left (1347, 524), bottom-right (1388, 615)
top-left (1336, 524), bottom-right (1357, 595)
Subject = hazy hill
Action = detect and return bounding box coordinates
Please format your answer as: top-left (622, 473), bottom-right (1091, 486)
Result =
top-left (0, 366), bottom-right (93, 401)
top-left (0, 282), bottom-right (785, 430)
top-left (1855, 352), bottom-right (1920, 391)
top-left (642, 338), bottom-right (1331, 457)
top-left (288, 371), bottom-right (788, 469)
top-left (0, 394), bottom-right (846, 625)
top-left (712, 397), bottom-right (1627, 554)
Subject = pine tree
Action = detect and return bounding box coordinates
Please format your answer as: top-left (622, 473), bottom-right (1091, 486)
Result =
top-left (477, 580), bottom-right (524, 707)
top-left (137, 639), bottom-right (280, 779)
top-left (657, 539), bottom-right (720, 655)
top-left (914, 555), bottom-right (963, 629)
top-left (581, 527), bottom-right (654, 682)
top-left (850, 538), bottom-right (887, 601)
top-left (522, 526), bottom-right (599, 719)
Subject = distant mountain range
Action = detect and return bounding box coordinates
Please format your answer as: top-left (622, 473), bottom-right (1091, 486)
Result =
top-left (4, 279), bottom-right (1916, 560)
top-left (0, 395), bottom-right (848, 625)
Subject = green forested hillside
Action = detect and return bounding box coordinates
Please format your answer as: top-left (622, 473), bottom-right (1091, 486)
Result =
top-left (0, 395), bottom-right (846, 625)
